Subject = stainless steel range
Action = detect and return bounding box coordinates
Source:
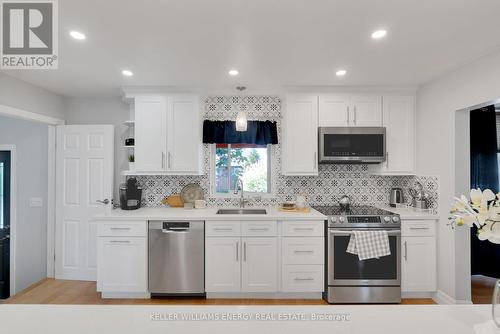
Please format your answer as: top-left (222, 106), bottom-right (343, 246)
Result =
top-left (313, 205), bottom-right (401, 304)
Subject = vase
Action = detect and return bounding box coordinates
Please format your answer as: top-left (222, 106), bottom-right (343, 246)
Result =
top-left (129, 162), bottom-right (135, 171)
top-left (494, 279), bottom-right (500, 328)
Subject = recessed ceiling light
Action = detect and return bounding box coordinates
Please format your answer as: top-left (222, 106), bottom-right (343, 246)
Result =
top-left (69, 30), bottom-right (86, 40)
top-left (121, 70), bottom-right (134, 77)
top-left (336, 69), bottom-right (347, 76)
top-left (228, 69), bottom-right (239, 76)
top-left (371, 29), bottom-right (387, 39)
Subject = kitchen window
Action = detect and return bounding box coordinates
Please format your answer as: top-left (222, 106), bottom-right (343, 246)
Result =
top-left (213, 144), bottom-right (271, 195)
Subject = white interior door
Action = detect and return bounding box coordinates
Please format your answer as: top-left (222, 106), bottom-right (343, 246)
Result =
top-left (55, 125), bottom-right (114, 281)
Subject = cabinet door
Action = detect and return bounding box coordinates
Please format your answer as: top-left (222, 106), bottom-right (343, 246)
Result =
top-left (401, 236), bottom-right (437, 292)
top-left (319, 94), bottom-right (350, 126)
top-left (205, 237), bottom-right (241, 292)
top-left (350, 95), bottom-right (382, 126)
top-left (167, 95), bottom-right (202, 174)
top-left (134, 96), bottom-right (167, 171)
top-left (97, 237), bottom-right (147, 293)
top-left (380, 96), bottom-right (415, 174)
top-left (241, 237), bottom-right (278, 292)
top-left (282, 94), bottom-right (319, 175)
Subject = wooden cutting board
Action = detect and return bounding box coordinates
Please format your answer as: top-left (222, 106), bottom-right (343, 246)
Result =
top-left (161, 194), bottom-right (184, 207)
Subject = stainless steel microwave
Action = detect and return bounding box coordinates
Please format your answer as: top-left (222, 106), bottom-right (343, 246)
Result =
top-left (318, 127), bottom-right (386, 164)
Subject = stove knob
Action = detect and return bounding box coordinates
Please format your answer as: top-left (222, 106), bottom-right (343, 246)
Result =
top-left (339, 217), bottom-right (345, 223)
top-left (330, 217), bottom-right (337, 223)
top-left (383, 216), bottom-right (391, 223)
top-left (392, 216), bottom-right (399, 223)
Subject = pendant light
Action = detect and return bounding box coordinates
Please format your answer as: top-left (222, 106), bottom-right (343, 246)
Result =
top-left (236, 111), bottom-right (248, 132)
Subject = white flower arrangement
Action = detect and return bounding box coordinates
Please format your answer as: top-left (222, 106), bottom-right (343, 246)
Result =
top-left (449, 188), bottom-right (500, 244)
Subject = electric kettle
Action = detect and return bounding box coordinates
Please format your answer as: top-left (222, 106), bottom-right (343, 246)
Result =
top-left (389, 188), bottom-right (404, 207)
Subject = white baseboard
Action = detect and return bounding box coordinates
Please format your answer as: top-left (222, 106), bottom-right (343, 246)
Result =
top-left (402, 292), bottom-right (433, 299)
top-left (207, 292), bottom-right (323, 300)
top-left (101, 292), bottom-right (151, 299)
top-left (433, 290), bottom-right (456, 304)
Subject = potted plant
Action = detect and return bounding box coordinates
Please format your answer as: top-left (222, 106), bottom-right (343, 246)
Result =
top-left (128, 154), bottom-right (135, 171)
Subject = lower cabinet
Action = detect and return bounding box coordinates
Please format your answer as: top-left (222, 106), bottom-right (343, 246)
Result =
top-left (241, 237), bottom-right (278, 292)
top-left (96, 220), bottom-right (148, 296)
top-left (401, 220), bottom-right (437, 293)
top-left (205, 236), bottom-right (278, 293)
top-left (205, 220), bottom-right (325, 295)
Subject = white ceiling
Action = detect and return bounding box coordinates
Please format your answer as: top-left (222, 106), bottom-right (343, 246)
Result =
top-left (3, 0), bottom-right (500, 97)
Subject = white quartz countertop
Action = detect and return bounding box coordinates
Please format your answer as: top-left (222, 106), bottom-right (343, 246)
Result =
top-left (378, 206), bottom-right (439, 220)
top-left (93, 206), bottom-right (327, 221)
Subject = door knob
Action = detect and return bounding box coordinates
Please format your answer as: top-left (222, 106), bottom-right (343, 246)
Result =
top-left (96, 199), bottom-right (110, 205)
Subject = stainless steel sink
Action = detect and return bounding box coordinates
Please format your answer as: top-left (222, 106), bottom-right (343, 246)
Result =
top-left (216, 209), bottom-right (267, 215)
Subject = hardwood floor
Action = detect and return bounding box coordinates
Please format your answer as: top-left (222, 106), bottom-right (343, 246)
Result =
top-left (2, 279), bottom-right (435, 305)
top-left (472, 275), bottom-right (497, 304)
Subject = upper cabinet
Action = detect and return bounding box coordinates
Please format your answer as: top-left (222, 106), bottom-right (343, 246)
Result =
top-left (370, 95), bottom-right (415, 175)
top-left (282, 94), bottom-right (319, 176)
top-left (319, 94), bottom-right (382, 127)
top-left (130, 94), bottom-right (202, 175)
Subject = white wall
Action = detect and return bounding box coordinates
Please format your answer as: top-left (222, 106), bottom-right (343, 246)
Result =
top-left (0, 116), bottom-right (48, 293)
top-left (65, 98), bottom-right (129, 202)
top-left (416, 49), bottom-right (500, 302)
top-left (0, 73), bottom-right (66, 120)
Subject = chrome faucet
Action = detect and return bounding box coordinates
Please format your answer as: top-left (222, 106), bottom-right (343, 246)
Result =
top-left (234, 177), bottom-right (246, 208)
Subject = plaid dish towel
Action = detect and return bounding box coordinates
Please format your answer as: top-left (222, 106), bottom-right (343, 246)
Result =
top-left (346, 230), bottom-right (391, 260)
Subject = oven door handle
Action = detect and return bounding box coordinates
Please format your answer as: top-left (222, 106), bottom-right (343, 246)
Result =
top-left (329, 229), bottom-right (401, 236)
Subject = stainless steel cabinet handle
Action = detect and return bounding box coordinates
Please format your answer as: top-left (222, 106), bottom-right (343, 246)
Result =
top-left (294, 227), bottom-right (314, 231)
top-left (110, 227), bottom-right (131, 230)
top-left (294, 277), bottom-right (314, 281)
top-left (161, 152), bottom-right (165, 169)
top-left (346, 106), bottom-right (350, 124)
top-left (294, 250), bottom-right (314, 253)
top-left (353, 106), bottom-right (357, 124)
top-left (243, 242), bottom-right (247, 262)
top-left (168, 152), bottom-right (172, 169)
top-left (404, 241), bottom-right (408, 261)
top-left (409, 227), bottom-right (430, 230)
top-left (236, 241), bottom-right (239, 261)
top-left (249, 228), bottom-right (269, 231)
top-left (214, 228), bottom-right (233, 231)
top-left (110, 240), bottom-right (130, 244)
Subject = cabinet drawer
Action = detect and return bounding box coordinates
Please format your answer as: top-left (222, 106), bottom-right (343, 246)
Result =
top-left (282, 221), bottom-right (324, 236)
top-left (282, 237), bottom-right (324, 265)
top-left (282, 265), bottom-right (324, 292)
top-left (97, 221), bottom-right (147, 237)
top-left (241, 221), bottom-right (277, 236)
top-left (205, 221), bottom-right (241, 236)
top-left (402, 220), bottom-right (436, 237)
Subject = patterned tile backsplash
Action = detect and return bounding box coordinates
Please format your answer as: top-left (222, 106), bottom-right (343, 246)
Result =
top-left (131, 96), bottom-right (439, 211)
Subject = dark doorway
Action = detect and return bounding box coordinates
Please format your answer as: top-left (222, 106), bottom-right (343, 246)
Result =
top-left (0, 151), bottom-right (11, 299)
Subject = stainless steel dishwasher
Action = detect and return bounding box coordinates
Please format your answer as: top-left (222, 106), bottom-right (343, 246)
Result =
top-left (148, 221), bottom-right (205, 296)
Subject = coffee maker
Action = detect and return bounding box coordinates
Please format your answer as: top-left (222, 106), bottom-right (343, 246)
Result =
top-left (119, 177), bottom-right (142, 210)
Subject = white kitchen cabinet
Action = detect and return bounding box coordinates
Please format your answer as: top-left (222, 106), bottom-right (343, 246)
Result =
top-left (130, 94), bottom-right (202, 175)
top-left (97, 236), bottom-right (147, 294)
top-left (134, 96), bottom-right (167, 172)
top-left (401, 220), bottom-right (437, 293)
top-left (318, 94), bottom-right (382, 127)
top-left (319, 94), bottom-right (350, 126)
top-left (241, 237), bottom-right (278, 292)
top-left (282, 94), bottom-right (319, 176)
top-left (370, 95), bottom-right (415, 175)
top-left (349, 95), bottom-right (382, 126)
top-left (205, 237), bottom-right (241, 292)
top-left (167, 94), bottom-right (202, 173)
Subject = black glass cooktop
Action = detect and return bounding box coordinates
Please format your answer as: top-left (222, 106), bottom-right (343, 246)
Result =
top-left (312, 205), bottom-right (395, 216)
